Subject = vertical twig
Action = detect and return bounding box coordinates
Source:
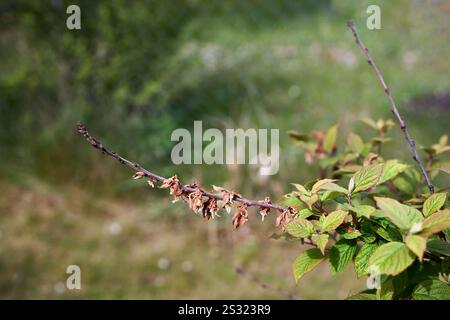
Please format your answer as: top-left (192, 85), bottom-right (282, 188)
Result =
top-left (347, 21), bottom-right (434, 194)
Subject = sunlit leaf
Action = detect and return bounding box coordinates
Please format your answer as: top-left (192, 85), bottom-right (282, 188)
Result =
top-left (292, 248), bottom-right (325, 283)
top-left (297, 208), bottom-right (314, 219)
top-left (323, 125), bottom-right (338, 153)
top-left (347, 132), bottom-right (364, 154)
top-left (375, 197), bottom-right (423, 230)
top-left (422, 192), bottom-right (447, 217)
top-left (285, 218), bottom-right (315, 238)
top-left (378, 160), bottom-right (409, 185)
top-left (291, 183), bottom-right (308, 195)
top-left (405, 235), bottom-right (426, 261)
top-left (368, 242), bottom-right (416, 276)
top-left (321, 210), bottom-right (348, 232)
top-left (412, 280), bottom-right (450, 300)
top-left (311, 179), bottom-right (337, 194)
top-left (346, 293), bottom-right (377, 300)
top-left (352, 164), bottom-right (384, 193)
top-left (360, 117), bottom-right (378, 130)
top-left (419, 209), bottom-right (450, 237)
top-left (321, 183), bottom-right (348, 194)
top-left (312, 234), bottom-right (329, 255)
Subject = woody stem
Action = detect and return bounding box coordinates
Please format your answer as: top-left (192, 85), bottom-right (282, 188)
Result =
top-left (347, 20), bottom-right (434, 194)
top-left (76, 122), bottom-right (288, 212)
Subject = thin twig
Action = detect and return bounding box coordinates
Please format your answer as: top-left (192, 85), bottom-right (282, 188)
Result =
top-left (235, 267), bottom-right (302, 300)
top-left (347, 21), bottom-right (434, 194)
top-left (76, 122), bottom-right (288, 212)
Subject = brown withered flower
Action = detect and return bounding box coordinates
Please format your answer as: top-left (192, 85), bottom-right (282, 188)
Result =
top-left (184, 182), bottom-right (199, 189)
top-left (276, 206), bottom-right (298, 229)
top-left (160, 175), bottom-right (183, 202)
top-left (187, 190), bottom-right (204, 213)
top-left (259, 197), bottom-right (272, 222)
top-left (213, 185), bottom-right (242, 214)
top-left (202, 197), bottom-right (219, 220)
top-left (232, 204), bottom-right (249, 229)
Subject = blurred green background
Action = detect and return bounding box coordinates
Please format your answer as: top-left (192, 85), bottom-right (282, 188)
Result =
top-left (0, 0), bottom-right (449, 299)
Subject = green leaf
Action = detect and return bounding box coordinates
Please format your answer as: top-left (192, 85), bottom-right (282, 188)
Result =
top-left (368, 242), bottom-right (416, 276)
top-left (374, 197), bottom-right (423, 230)
top-left (323, 125), bottom-right (338, 153)
top-left (312, 234), bottom-right (329, 255)
top-left (371, 137), bottom-right (392, 145)
top-left (405, 235), bottom-right (427, 261)
top-left (378, 160), bottom-right (409, 185)
top-left (436, 145), bottom-right (450, 155)
top-left (297, 208), bottom-right (314, 219)
top-left (279, 195), bottom-right (303, 208)
top-left (321, 210), bottom-right (348, 232)
top-left (329, 239), bottom-right (357, 274)
top-left (291, 183), bottom-right (308, 195)
top-left (311, 179), bottom-right (337, 194)
top-left (340, 229), bottom-right (362, 239)
top-left (422, 193), bottom-right (447, 217)
top-left (420, 209), bottom-right (450, 237)
top-left (430, 160), bottom-right (450, 176)
top-left (346, 293), bottom-right (377, 300)
top-left (412, 280), bottom-right (450, 300)
top-left (426, 239), bottom-right (450, 257)
top-left (349, 205), bottom-right (375, 218)
top-left (292, 248), bottom-right (325, 283)
top-left (361, 233), bottom-right (377, 244)
top-left (360, 117), bottom-right (378, 130)
top-left (393, 168), bottom-right (421, 194)
top-left (299, 194), bottom-right (318, 210)
top-left (372, 223), bottom-right (402, 242)
top-left (377, 279), bottom-right (394, 300)
top-left (360, 221), bottom-right (377, 242)
top-left (352, 164), bottom-right (384, 193)
top-left (285, 218), bottom-right (315, 238)
top-left (347, 132), bottom-right (364, 154)
top-left (439, 134), bottom-right (448, 146)
top-left (320, 190), bottom-right (342, 202)
top-left (319, 156), bottom-right (339, 168)
top-left (320, 182), bottom-right (348, 194)
top-left (355, 242), bottom-right (379, 278)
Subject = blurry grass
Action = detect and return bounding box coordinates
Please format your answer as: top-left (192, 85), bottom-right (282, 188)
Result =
top-left (0, 180), bottom-right (365, 299)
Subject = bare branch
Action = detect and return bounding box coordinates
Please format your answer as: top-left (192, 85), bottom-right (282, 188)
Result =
top-left (76, 122), bottom-right (288, 212)
top-left (235, 267), bottom-right (302, 300)
top-left (347, 20), bottom-right (434, 194)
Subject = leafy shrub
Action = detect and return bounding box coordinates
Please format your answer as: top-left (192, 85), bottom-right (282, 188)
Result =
top-left (284, 120), bottom-right (449, 300)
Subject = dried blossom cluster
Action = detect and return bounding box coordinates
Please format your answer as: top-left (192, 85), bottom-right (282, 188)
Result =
top-left (275, 206), bottom-right (298, 229)
top-left (132, 173), bottom-right (293, 230)
top-left (160, 175), bottom-right (183, 202)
